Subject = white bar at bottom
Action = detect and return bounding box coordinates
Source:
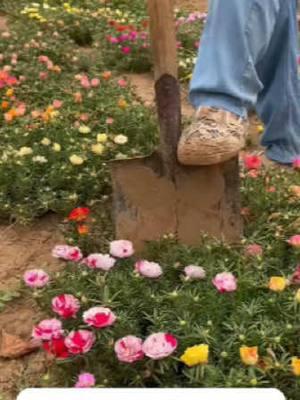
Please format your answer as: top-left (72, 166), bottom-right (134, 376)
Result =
top-left (18, 388), bottom-right (285, 400)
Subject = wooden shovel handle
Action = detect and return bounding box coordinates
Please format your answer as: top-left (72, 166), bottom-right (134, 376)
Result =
top-left (147, 0), bottom-right (181, 178)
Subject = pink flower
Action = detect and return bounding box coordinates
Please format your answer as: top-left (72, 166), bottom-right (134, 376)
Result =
top-left (142, 333), bottom-right (178, 360)
top-left (184, 265), bottom-right (206, 280)
top-left (75, 373), bottom-right (96, 388)
top-left (83, 306), bottom-right (116, 328)
top-left (91, 78), bottom-right (100, 88)
top-left (38, 55), bottom-right (49, 64)
top-left (291, 265), bottom-right (300, 284)
top-left (39, 71), bottom-right (48, 80)
top-left (121, 46), bottom-right (131, 55)
top-left (244, 244), bottom-right (263, 257)
top-left (114, 335), bottom-right (144, 363)
top-left (135, 260), bottom-right (162, 278)
top-left (212, 272), bottom-right (237, 293)
top-left (52, 99), bottom-right (63, 109)
top-left (118, 79), bottom-right (127, 88)
top-left (32, 318), bottom-right (63, 341)
top-left (65, 330), bottom-right (95, 355)
top-left (52, 294), bottom-right (80, 319)
top-left (83, 254), bottom-right (116, 271)
top-left (288, 235), bottom-right (300, 248)
top-left (23, 269), bottom-right (49, 288)
top-left (244, 154), bottom-right (262, 170)
top-left (79, 113), bottom-right (89, 122)
top-left (80, 75), bottom-right (90, 89)
top-left (110, 240), bottom-right (134, 258)
top-left (293, 157), bottom-right (300, 170)
top-left (52, 245), bottom-right (83, 262)
top-left (106, 117), bottom-right (114, 125)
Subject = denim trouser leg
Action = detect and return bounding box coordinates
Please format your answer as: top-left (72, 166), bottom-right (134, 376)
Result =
top-left (190, 0), bottom-right (300, 164)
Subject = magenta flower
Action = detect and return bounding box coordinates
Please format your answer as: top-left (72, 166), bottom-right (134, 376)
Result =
top-left (212, 272), bottom-right (237, 293)
top-left (83, 306), bottom-right (116, 329)
top-left (121, 46), bottom-right (132, 55)
top-left (114, 335), bottom-right (144, 363)
top-left (83, 253), bottom-right (116, 271)
top-left (52, 245), bottom-right (83, 262)
top-left (32, 318), bottom-right (63, 341)
top-left (52, 294), bottom-right (80, 319)
top-left (65, 330), bottom-right (95, 355)
top-left (292, 157), bottom-right (300, 170)
top-left (135, 260), bottom-right (163, 278)
top-left (75, 373), bottom-right (96, 388)
top-left (23, 269), bottom-right (49, 288)
top-left (142, 333), bottom-right (178, 360)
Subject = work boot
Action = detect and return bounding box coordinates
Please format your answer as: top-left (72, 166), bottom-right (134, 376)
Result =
top-left (177, 107), bottom-right (248, 166)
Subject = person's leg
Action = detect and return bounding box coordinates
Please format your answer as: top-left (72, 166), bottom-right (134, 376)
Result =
top-left (256, 0), bottom-right (300, 164)
top-left (189, 0), bottom-right (281, 119)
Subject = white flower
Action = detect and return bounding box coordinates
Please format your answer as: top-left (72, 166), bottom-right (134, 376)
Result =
top-left (41, 137), bottom-right (51, 146)
top-left (18, 146), bottom-right (33, 156)
top-left (114, 134), bottom-right (128, 145)
top-left (32, 155), bottom-right (48, 163)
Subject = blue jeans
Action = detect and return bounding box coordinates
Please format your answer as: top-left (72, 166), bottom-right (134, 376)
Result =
top-left (190, 0), bottom-right (300, 164)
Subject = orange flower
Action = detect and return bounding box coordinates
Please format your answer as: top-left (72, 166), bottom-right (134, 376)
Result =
top-left (77, 224), bottom-right (89, 235)
top-left (1, 100), bottom-right (9, 110)
top-left (68, 207), bottom-right (90, 222)
top-left (4, 108), bottom-right (17, 122)
top-left (102, 71), bottom-right (112, 80)
top-left (240, 346), bottom-right (259, 366)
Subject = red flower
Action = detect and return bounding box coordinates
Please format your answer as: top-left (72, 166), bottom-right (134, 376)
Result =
top-left (43, 337), bottom-right (70, 359)
top-left (244, 154), bottom-right (262, 170)
top-left (68, 207), bottom-right (90, 222)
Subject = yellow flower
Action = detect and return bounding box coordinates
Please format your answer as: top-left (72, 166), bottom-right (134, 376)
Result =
top-left (78, 125), bottom-right (91, 134)
top-left (18, 146), bottom-right (33, 156)
top-left (240, 346), bottom-right (259, 366)
top-left (295, 289), bottom-right (300, 303)
top-left (118, 98), bottom-right (128, 109)
top-left (41, 137), bottom-right (51, 146)
top-left (180, 344), bottom-right (209, 367)
top-left (292, 357), bottom-right (300, 376)
top-left (69, 154), bottom-right (84, 165)
top-left (268, 276), bottom-right (287, 292)
top-left (97, 133), bottom-right (108, 143)
top-left (91, 143), bottom-right (104, 155)
top-left (6, 88), bottom-right (14, 97)
top-left (52, 143), bottom-right (61, 152)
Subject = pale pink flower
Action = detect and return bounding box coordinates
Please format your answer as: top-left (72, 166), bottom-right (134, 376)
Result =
top-left (83, 306), bottom-right (116, 328)
top-left (212, 272), bottom-right (237, 293)
top-left (65, 330), bottom-right (95, 355)
top-left (293, 157), bottom-right (300, 170)
top-left (52, 245), bottom-right (83, 262)
top-left (79, 113), bottom-right (89, 122)
top-left (118, 79), bottom-right (127, 88)
top-left (288, 235), bottom-right (300, 248)
top-left (184, 265), bottom-right (206, 280)
top-left (91, 78), bottom-right (100, 88)
top-left (47, 61), bottom-right (54, 70)
top-left (106, 117), bottom-right (114, 125)
top-left (38, 55), bottom-right (50, 64)
top-left (39, 71), bottom-right (48, 80)
top-left (110, 240), bottom-right (134, 258)
top-left (83, 254), bottom-right (116, 271)
top-left (142, 333), bottom-right (178, 360)
top-left (114, 335), bottom-right (144, 363)
top-left (75, 373), bottom-right (96, 388)
top-left (52, 99), bottom-right (63, 109)
top-left (52, 294), bottom-right (80, 319)
top-left (32, 318), bottom-right (63, 341)
top-left (245, 244), bottom-right (263, 257)
top-left (23, 269), bottom-right (49, 288)
top-left (135, 260), bottom-right (162, 278)
top-left (16, 103), bottom-right (26, 116)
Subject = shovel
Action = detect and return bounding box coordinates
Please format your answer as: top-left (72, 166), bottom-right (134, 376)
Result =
top-left (110, 0), bottom-right (242, 250)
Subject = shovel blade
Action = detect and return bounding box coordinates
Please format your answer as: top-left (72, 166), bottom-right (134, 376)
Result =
top-left (110, 154), bottom-right (242, 251)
